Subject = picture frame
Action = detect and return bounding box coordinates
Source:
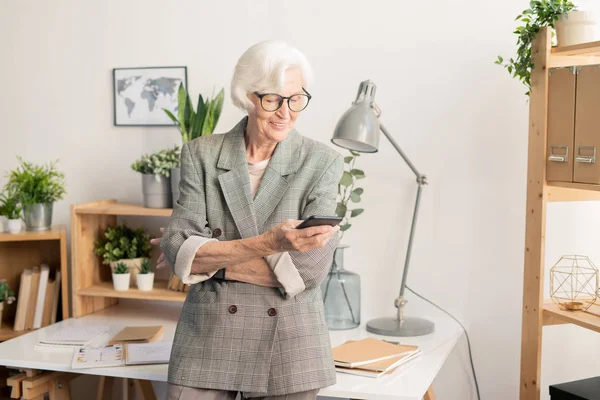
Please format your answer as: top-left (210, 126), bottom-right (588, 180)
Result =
top-left (113, 66), bottom-right (187, 126)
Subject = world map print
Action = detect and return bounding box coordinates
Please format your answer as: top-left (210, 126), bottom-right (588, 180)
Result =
top-left (113, 67), bottom-right (186, 126)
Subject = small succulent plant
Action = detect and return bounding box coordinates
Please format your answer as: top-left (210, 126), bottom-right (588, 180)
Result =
top-left (113, 262), bottom-right (129, 274)
top-left (139, 259), bottom-right (152, 274)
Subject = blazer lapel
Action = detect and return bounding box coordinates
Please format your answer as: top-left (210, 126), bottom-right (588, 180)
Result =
top-left (217, 118), bottom-right (259, 239)
top-left (253, 128), bottom-right (301, 231)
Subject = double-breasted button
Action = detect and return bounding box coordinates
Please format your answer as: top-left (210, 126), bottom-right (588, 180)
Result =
top-left (228, 305), bottom-right (237, 314)
top-left (212, 228), bottom-right (222, 238)
top-left (267, 308), bottom-right (277, 317)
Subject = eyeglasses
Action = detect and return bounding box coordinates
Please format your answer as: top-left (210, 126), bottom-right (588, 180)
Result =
top-left (253, 88), bottom-right (312, 112)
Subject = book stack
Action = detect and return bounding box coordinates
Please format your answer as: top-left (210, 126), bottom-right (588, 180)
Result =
top-left (13, 265), bottom-right (61, 331)
top-left (332, 337), bottom-right (421, 378)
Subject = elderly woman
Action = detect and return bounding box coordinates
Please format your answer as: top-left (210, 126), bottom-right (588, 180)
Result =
top-left (161, 41), bottom-right (343, 400)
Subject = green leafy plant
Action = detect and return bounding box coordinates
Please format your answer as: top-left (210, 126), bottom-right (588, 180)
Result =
top-left (131, 146), bottom-right (181, 178)
top-left (0, 192), bottom-right (23, 220)
top-left (496, 0), bottom-right (576, 96)
top-left (139, 258), bottom-right (152, 274)
top-left (4, 157), bottom-right (66, 206)
top-left (335, 151), bottom-right (366, 240)
top-left (0, 279), bottom-right (15, 304)
top-left (163, 83), bottom-right (225, 143)
top-left (113, 262), bottom-right (129, 274)
top-left (93, 223), bottom-right (153, 265)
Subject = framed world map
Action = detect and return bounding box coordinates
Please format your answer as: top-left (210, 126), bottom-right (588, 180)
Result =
top-left (113, 66), bottom-right (187, 126)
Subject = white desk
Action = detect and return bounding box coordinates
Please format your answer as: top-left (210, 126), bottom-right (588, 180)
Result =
top-left (0, 302), bottom-right (463, 400)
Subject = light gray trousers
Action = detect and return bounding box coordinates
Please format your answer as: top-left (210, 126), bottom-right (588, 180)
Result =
top-left (167, 384), bottom-right (319, 400)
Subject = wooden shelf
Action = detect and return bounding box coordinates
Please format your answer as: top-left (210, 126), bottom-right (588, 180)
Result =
top-left (74, 201), bottom-right (172, 217)
top-left (77, 281), bottom-right (186, 302)
top-left (543, 302), bottom-right (600, 334)
top-left (552, 40), bottom-right (600, 56)
top-left (0, 225), bottom-right (64, 243)
top-left (0, 322), bottom-right (29, 342)
top-left (547, 182), bottom-right (600, 202)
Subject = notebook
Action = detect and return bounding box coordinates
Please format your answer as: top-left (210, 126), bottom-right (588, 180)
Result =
top-left (332, 337), bottom-right (419, 368)
top-left (108, 326), bottom-right (163, 345)
top-left (335, 349), bottom-right (421, 378)
top-left (71, 342), bottom-right (172, 369)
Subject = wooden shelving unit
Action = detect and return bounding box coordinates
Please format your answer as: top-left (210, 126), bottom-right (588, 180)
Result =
top-left (520, 28), bottom-right (600, 400)
top-left (0, 225), bottom-right (69, 342)
top-left (71, 199), bottom-right (177, 318)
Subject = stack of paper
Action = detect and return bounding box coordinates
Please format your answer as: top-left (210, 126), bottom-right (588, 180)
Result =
top-left (37, 325), bottom-right (109, 348)
top-left (332, 337), bottom-right (420, 378)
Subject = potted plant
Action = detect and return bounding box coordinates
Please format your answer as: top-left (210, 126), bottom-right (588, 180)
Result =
top-left (112, 262), bottom-right (130, 291)
top-left (555, 7), bottom-right (596, 47)
top-left (321, 150), bottom-right (366, 330)
top-left (131, 146), bottom-right (180, 209)
top-left (93, 223), bottom-right (152, 286)
top-left (162, 84), bottom-right (225, 205)
top-left (0, 279), bottom-right (16, 318)
top-left (136, 258), bottom-right (154, 291)
top-left (496, 0), bottom-right (577, 96)
top-left (0, 192), bottom-right (23, 234)
top-left (4, 157), bottom-right (66, 231)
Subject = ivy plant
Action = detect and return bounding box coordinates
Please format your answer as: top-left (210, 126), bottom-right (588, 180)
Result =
top-left (335, 151), bottom-right (366, 240)
top-left (495, 0), bottom-right (576, 96)
top-left (131, 146), bottom-right (181, 179)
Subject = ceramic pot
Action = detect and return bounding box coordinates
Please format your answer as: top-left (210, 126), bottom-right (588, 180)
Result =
top-left (136, 273), bottom-right (155, 291)
top-left (112, 273), bottom-right (130, 291)
top-left (7, 219), bottom-right (22, 234)
top-left (556, 11), bottom-right (596, 47)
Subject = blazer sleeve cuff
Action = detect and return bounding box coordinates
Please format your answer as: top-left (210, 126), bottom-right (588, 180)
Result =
top-left (265, 252), bottom-right (306, 299)
top-left (174, 236), bottom-right (218, 285)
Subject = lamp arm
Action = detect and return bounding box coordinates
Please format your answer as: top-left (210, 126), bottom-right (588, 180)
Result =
top-left (379, 123), bottom-right (427, 184)
top-left (378, 123), bottom-right (427, 321)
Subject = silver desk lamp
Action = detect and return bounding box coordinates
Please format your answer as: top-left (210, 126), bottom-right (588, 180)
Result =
top-left (331, 80), bottom-right (434, 337)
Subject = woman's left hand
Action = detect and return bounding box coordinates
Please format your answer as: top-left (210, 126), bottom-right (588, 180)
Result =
top-left (150, 227), bottom-right (169, 269)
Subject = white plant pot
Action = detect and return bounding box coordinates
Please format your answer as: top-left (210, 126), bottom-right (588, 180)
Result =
top-left (0, 216), bottom-right (7, 233)
top-left (112, 273), bottom-right (131, 291)
top-left (110, 258), bottom-right (144, 286)
top-left (136, 273), bottom-right (155, 291)
top-left (556, 11), bottom-right (596, 47)
top-left (7, 219), bottom-right (22, 234)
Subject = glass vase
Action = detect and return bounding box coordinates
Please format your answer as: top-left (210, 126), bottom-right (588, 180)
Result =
top-left (321, 245), bottom-right (361, 330)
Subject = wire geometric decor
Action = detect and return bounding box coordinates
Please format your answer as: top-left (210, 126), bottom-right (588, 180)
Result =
top-left (550, 255), bottom-right (598, 311)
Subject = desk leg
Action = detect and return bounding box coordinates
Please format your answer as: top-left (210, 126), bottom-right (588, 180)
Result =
top-left (134, 380), bottom-right (157, 400)
top-left (7, 373), bottom-right (27, 399)
top-left (97, 376), bottom-right (115, 400)
top-left (19, 370), bottom-right (76, 400)
top-left (424, 386), bottom-right (436, 400)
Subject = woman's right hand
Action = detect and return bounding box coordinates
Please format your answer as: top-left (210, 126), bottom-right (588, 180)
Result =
top-left (263, 219), bottom-right (340, 253)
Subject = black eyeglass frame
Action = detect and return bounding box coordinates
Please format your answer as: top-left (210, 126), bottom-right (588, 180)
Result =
top-left (253, 88), bottom-right (312, 112)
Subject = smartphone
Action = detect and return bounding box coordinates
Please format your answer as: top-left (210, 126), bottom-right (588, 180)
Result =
top-left (295, 215), bottom-right (343, 229)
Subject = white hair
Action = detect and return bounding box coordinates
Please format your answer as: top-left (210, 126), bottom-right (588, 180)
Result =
top-left (231, 40), bottom-right (314, 112)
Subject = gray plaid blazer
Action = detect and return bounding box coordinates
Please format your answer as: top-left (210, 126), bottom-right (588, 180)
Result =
top-left (161, 117), bottom-right (344, 397)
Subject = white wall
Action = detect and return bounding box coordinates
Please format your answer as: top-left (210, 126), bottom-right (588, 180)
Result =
top-left (2, 1), bottom-right (599, 399)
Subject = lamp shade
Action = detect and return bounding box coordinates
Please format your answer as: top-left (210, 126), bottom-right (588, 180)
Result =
top-left (331, 80), bottom-right (380, 153)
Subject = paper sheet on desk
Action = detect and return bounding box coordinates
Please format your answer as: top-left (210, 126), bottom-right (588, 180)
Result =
top-left (37, 325), bottom-right (110, 349)
top-left (126, 342), bottom-right (172, 365)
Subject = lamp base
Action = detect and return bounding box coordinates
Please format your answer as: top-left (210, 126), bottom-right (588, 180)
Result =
top-left (366, 316), bottom-right (435, 337)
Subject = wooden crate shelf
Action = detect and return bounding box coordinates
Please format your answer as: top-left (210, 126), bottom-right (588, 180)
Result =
top-left (71, 199), bottom-right (178, 317)
top-left (78, 281), bottom-right (186, 302)
top-left (552, 40), bottom-right (600, 56)
top-left (547, 182), bottom-right (600, 202)
top-left (0, 225), bottom-right (69, 341)
top-left (74, 201), bottom-right (172, 217)
top-left (0, 226), bottom-right (63, 243)
top-left (543, 302), bottom-right (600, 334)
